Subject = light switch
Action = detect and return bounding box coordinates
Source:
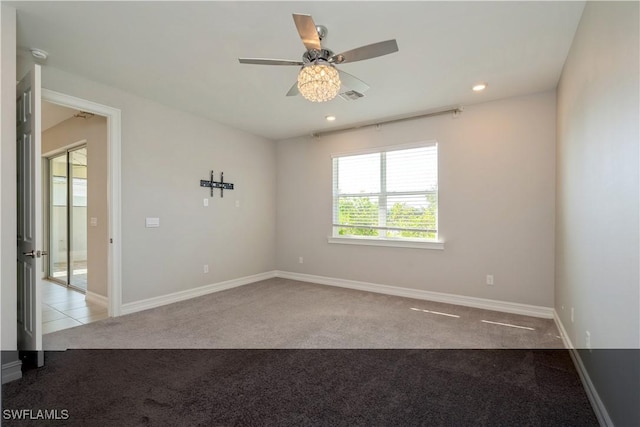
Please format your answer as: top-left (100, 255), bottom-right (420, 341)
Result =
top-left (203, 198), bottom-right (209, 207)
top-left (90, 217), bottom-right (98, 227)
top-left (145, 217), bottom-right (160, 228)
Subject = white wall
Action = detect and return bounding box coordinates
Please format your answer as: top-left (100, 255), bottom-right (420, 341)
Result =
top-left (25, 65), bottom-right (277, 304)
top-left (277, 91), bottom-right (556, 308)
top-left (1, 4), bottom-right (17, 355)
top-left (43, 115), bottom-right (109, 297)
top-left (555, 2), bottom-right (639, 425)
top-left (556, 0), bottom-right (639, 349)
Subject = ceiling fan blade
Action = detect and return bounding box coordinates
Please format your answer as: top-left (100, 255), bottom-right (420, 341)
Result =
top-left (292, 14), bottom-right (321, 50)
top-left (239, 58), bottom-right (303, 66)
top-left (337, 70), bottom-right (370, 93)
top-left (331, 39), bottom-right (398, 64)
top-left (286, 81), bottom-right (299, 96)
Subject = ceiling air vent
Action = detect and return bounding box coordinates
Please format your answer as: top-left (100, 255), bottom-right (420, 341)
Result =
top-left (339, 90), bottom-right (365, 101)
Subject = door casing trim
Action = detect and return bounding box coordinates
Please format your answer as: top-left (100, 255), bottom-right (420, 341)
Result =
top-left (42, 89), bottom-right (122, 317)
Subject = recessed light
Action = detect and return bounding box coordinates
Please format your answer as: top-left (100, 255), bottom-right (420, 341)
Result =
top-left (30, 48), bottom-right (48, 61)
top-left (325, 115), bottom-right (336, 122)
top-left (472, 83), bottom-right (487, 92)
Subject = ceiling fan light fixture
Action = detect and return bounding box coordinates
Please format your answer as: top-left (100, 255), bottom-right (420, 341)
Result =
top-left (297, 63), bottom-right (341, 102)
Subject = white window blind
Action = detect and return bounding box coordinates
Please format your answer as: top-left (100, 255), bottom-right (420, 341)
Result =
top-left (332, 144), bottom-right (438, 241)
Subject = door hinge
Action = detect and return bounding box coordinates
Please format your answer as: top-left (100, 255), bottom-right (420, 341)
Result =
top-left (110, 238), bottom-right (113, 244)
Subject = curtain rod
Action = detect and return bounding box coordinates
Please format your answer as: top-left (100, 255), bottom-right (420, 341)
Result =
top-left (311, 106), bottom-right (464, 138)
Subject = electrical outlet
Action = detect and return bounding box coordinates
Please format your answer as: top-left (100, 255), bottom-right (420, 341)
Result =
top-left (571, 307), bottom-right (574, 323)
top-left (486, 274), bottom-right (494, 286)
top-left (235, 200), bottom-right (240, 208)
top-left (203, 264), bottom-right (209, 273)
top-left (585, 331), bottom-right (591, 350)
top-left (298, 256), bottom-right (304, 264)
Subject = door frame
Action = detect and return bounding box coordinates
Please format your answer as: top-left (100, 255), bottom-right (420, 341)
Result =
top-left (42, 89), bottom-right (122, 317)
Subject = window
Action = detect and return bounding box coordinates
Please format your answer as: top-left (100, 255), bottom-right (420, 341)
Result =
top-left (331, 142), bottom-right (441, 249)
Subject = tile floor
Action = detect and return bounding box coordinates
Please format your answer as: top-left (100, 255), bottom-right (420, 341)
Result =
top-left (42, 280), bottom-right (108, 334)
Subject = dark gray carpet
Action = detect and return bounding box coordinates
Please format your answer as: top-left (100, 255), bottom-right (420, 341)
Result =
top-left (2, 349), bottom-right (597, 426)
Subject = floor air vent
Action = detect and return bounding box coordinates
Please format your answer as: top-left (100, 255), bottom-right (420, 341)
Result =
top-left (339, 90), bottom-right (365, 101)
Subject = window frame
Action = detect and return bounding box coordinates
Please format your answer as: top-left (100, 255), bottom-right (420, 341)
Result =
top-left (329, 140), bottom-right (444, 250)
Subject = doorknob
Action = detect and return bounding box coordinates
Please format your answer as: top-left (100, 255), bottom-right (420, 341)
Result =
top-left (22, 250), bottom-right (45, 258)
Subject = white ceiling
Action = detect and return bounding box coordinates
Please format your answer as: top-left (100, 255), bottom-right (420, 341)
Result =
top-left (11, 1), bottom-right (585, 140)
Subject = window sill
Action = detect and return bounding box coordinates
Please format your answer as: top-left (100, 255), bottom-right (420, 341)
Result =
top-left (327, 236), bottom-right (445, 250)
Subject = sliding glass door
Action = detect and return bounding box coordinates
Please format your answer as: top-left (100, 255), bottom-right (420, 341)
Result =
top-left (48, 146), bottom-right (88, 292)
top-left (50, 154), bottom-right (68, 283)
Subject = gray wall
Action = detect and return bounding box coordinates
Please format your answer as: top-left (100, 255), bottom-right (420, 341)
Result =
top-left (26, 65), bottom-right (277, 304)
top-left (555, 2), bottom-right (639, 425)
top-left (43, 115), bottom-right (109, 297)
top-left (277, 91), bottom-right (557, 308)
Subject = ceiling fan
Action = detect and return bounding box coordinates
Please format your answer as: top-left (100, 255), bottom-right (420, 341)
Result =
top-left (238, 13), bottom-right (399, 102)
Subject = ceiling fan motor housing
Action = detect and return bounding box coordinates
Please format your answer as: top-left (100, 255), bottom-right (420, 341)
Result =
top-left (303, 49), bottom-right (334, 65)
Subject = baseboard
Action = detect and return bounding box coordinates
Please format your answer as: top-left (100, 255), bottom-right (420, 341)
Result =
top-left (118, 270), bottom-right (552, 319)
top-left (275, 271), bottom-right (554, 319)
top-left (553, 309), bottom-right (575, 350)
top-left (120, 271), bottom-right (278, 316)
top-left (1, 360), bottom-right (22, 384)
top-left (554, 310), bottom-right (613, 427)
top-left (85, 291), bottom-right (108, 309)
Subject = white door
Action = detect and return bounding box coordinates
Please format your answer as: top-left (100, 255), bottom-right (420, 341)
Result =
top-left (16, 65), bottom-right (43, 367)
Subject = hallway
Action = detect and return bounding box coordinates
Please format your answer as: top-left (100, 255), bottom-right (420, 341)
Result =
top-left (42, 281), bottom-right (107, 334)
